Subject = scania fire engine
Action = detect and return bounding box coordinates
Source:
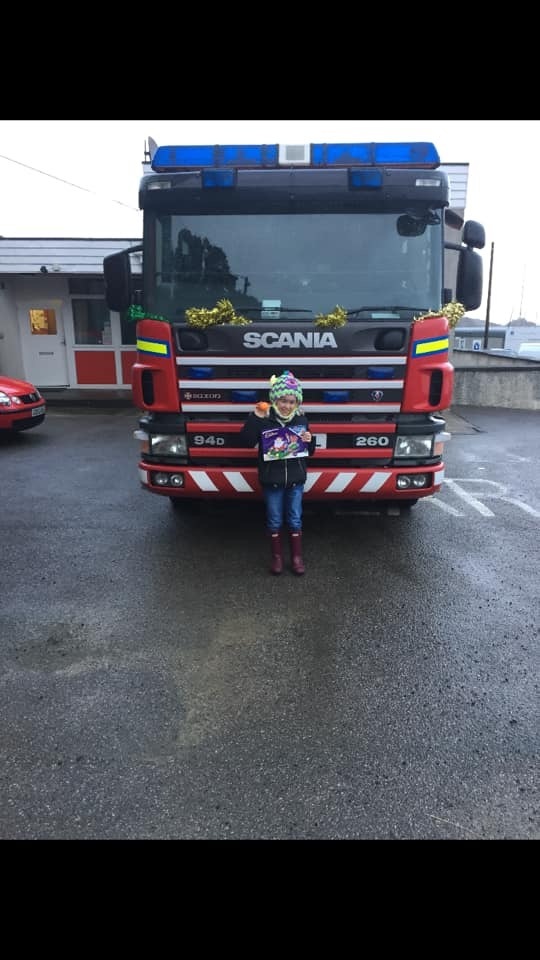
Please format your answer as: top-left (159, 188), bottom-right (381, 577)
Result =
top-left (104, 139), bottom-right (484, 509)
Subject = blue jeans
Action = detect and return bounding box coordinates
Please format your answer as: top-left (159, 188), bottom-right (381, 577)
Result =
top-left (263, 484), bottom-right (304, 533)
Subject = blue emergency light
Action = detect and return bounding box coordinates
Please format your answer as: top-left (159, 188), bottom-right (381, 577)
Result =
top-left (323, 390), bottom-right (350, 403)
top-left (232, 390), bottom-right (258, 402)
top-left (368, 366), bottom-right (396, 379)
top-left (202, 169), bottom-right (236, 188)
top-left (151, 142), bottom-right (440, 173)
top-left (349, 170), bottom-right (383, 189)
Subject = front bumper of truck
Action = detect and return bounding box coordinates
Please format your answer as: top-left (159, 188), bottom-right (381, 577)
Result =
top-left (134, 412), bottom-right (450, 503)
top-left (135, 460), bottom-right (446, 502)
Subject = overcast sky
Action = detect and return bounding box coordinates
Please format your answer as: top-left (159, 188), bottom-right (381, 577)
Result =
top-left (1, 119), bottom-right (539, 325)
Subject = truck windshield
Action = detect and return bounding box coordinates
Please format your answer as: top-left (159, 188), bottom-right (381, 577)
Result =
top-left (148, 212), bottom-right (443, 320)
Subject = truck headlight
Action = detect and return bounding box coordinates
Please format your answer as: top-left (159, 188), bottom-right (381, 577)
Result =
top-left (150, 434), bottom-right (188, 456)
top-left (395, 435), bottom-right (434, 458)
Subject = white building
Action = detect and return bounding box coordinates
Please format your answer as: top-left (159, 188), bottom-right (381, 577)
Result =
top-left (505, 326), bottom-right (540, 354)
top-left (0, 238), bottom-right (141, 390)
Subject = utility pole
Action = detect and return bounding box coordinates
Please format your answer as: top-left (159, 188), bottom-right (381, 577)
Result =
top-left (483, 241), bottom-right (494, 349)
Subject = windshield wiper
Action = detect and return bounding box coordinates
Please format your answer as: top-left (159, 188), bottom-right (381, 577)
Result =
top-left (346, 305), bottom-right (429, 317)
top-left (242, 307), bottom-right (313, 313)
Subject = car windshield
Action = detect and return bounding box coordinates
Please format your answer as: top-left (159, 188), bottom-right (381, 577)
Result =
top-left (149, 212), bottom-right (442, 319)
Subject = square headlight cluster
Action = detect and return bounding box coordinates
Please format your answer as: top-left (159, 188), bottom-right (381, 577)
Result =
top-left (395, 435), bottom-right (434, 458)
top-left (150, 434), bottom-right (188, 456)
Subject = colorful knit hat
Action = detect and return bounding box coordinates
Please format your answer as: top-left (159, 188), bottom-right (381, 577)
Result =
top-left (269, 370), bottom-right (303, 405)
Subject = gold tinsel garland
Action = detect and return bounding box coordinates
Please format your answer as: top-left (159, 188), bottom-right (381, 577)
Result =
top-left (314, 305), bottom-right (348, 329)
top-left (442, 301), bottom-right (466, 329)
top-left (414, 301), bottom-right (466, 329)
top-left (185, 298), bottom-right (251, 328)
top-left (314, 301), bottom-right (465, 330)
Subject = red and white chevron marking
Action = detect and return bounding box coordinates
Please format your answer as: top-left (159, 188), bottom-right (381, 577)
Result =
top-left (139, 466), bottom-right (445, 497)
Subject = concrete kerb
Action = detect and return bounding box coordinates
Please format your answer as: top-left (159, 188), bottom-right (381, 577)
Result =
top-left (40, 389), bottom-right (134, 409)
top-left (442, 408), bottom-right (480, 435)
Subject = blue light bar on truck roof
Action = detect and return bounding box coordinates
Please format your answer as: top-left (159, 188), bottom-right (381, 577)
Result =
top-left (151, 142), bottom-right (440, 172)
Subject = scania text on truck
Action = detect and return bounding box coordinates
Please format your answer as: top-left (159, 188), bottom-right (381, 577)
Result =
top-left (104, 140), bottom-right (484, 510)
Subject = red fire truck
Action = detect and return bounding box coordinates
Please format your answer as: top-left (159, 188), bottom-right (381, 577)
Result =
top-left (104, 140), bottom-right (484, 509)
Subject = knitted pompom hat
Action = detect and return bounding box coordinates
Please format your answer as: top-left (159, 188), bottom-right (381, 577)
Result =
top-left (269, 370), bottom-right (303, 405)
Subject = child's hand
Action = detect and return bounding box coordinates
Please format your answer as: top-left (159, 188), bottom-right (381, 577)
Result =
top-left (302, 431), bottom-right (312, 442)
top-left (255, 401), bottom-right (270, 418)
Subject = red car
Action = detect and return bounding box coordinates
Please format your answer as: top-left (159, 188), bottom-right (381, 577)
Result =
top-left (0, 375), bottom-right (46, 432)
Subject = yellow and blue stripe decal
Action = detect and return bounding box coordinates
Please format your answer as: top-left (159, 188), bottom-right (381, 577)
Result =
top-left (136, 337), bottom-right (170, 357)
top-left (412, 336), bottom-right (449, 357)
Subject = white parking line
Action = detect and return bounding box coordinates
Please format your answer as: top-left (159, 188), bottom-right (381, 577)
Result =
top-left (444, 479), bottom-right (495, 516)
top-left (418, 478), bottom-right (540, 519)
top-left (497, 497), bottom-right (540, 518)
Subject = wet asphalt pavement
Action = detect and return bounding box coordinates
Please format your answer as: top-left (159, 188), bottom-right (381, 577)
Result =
top-left (0, 405), bottom-right (538, 839)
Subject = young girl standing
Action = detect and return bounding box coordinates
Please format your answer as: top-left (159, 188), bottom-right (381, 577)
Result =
top-left (238, 370), bottom-right (316, 575)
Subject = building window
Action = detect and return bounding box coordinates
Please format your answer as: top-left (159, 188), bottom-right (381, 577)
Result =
top-left (69, 278), bottom-right (106, 296)
top-left (72, 299), bottom-right (111, 345)
top-left (29, 308), bottom-right (57, 335)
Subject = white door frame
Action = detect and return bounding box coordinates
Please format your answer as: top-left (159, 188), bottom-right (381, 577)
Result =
top-left (18, 298), bottom-right (70, 387)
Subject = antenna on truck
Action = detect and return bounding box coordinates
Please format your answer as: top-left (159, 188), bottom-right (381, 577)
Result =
top-left (143, 138), bottom-right (158, 173)
top-left (146, 137), bottom-right (158, 161)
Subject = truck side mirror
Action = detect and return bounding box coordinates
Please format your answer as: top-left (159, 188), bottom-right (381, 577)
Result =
top-left (456, 247), bottom-right (483, 310)
top-left (104, 251), bottom-right (133, 312)
top-left (463, 220), bottom-right (485, 250)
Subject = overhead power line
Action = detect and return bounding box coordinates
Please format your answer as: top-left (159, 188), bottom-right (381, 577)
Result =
top-left (0, 153), bottom-right (139, 212)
